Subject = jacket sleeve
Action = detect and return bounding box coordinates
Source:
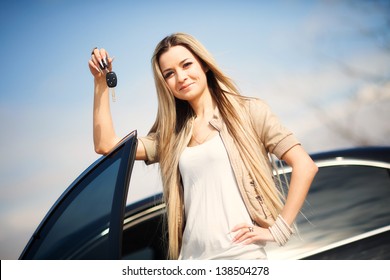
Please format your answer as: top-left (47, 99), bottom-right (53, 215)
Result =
top-left (248, 98), bottom-right (300, 159)
top-left (138, 133), bottom-right (159, 165)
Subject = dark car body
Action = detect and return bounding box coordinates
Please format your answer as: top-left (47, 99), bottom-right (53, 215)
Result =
top-left (20, 131), bottom-right (390, 260)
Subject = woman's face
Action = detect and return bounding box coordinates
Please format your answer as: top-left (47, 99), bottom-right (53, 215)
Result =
top-left (159, 45), bottom-right (209, 103)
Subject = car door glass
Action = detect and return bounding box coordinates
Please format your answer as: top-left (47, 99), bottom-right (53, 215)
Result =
top-left (267, 163), bottom-right (390, 259)
top-left (30, 153), bottom-right (122, 259)
top-left (121, 201), bottom-right (167, 260)
top-left (301, 164), bottom-right (390, 235)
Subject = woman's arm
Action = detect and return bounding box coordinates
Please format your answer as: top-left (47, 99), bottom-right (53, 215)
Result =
top-left (92, 77), bottom-right (121, 155)
top-left (89, 48), bottom-right (120, 154)
top-left (232, 144), bottom-right (317, 245)
top-left (89, 48), bottom-right (148, 160)
top-left (280, 144), bottom-right (318, 225)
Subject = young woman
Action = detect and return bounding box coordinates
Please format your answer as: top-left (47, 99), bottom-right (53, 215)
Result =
top-left (89, 33), bottom-right (318, 260)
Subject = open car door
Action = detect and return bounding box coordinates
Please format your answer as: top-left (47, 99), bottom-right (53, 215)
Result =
top-left (20, 131), bottom-right (138, 259)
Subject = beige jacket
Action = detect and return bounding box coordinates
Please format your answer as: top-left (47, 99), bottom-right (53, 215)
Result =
top-left (139, 98), bottom-right (300, 227)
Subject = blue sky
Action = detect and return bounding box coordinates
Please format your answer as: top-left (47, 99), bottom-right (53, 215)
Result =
top-left (0, 0), bottom-right (389, 259)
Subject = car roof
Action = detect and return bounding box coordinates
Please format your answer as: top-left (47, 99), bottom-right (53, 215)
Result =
top-left (309, 146), bottom-right (390, 163)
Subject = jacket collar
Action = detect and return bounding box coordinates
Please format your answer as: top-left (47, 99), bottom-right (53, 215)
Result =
top-left (209, 107), bottom-right (223, 131)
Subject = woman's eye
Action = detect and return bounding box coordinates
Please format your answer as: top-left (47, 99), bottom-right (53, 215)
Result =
top-left (164, 71), bottom-right (174, 79)
top-left (183, 62), bottom-right (192, 68)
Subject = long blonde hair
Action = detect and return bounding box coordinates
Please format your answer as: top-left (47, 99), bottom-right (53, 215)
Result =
top-left (150, 33), bottom-right (284, 259)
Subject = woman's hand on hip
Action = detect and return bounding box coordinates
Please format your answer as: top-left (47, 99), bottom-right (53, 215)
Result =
top-left (231, 223), bottom-right (274, 245)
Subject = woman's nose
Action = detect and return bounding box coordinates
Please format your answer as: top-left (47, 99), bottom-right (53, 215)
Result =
top-left (177, 69), bottom-right (188, 82)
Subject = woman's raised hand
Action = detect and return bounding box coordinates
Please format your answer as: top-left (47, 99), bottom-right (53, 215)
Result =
top-left (89, 48), bottom-right (114, 79)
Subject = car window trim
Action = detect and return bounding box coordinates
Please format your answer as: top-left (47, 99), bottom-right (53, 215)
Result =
top-left (277, 159), bottom-right (390, 174)
top-left (123, 204), bottom-right (166, 229)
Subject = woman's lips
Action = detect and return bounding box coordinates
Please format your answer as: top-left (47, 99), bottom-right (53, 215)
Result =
top-left (179, 82), bottom-right (194, 91)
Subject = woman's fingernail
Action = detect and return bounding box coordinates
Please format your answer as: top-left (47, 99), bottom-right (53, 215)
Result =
top-left (103, 57), bottom-right (108, 67)
top-left (101, 58), bottom-right (107, 69)
top-left (99, 60), bottom-right (105, 70)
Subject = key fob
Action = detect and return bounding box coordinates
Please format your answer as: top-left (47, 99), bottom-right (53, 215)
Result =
top-left (106, 71), bottom-right (117, 88)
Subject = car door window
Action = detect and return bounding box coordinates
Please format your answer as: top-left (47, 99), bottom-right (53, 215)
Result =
top-left (30, 156), bottom-right (121, 259)
top-left (21, 131), bottom-right (137, 259)
top-left (298, 164), bottom-right (390, 239)
top-left (267, 163), bottom-right (390, 259)
top-left (121, 201), bottom-right (167, 260)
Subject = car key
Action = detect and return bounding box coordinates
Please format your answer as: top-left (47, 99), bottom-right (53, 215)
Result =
top-left (105, 70), bottom-right (117, 102)
top-left (99, 56), bottom-right (118, 102)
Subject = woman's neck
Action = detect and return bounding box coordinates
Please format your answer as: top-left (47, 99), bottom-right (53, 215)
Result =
top-left (189, 90), bottom-right (216, 120)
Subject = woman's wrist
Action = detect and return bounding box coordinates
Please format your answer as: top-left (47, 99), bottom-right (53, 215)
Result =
top-left (94, 76), bottom-right (109, 94)
top-left (94, 75), bottom-right (107, 85)
top-left (268, 214), bottom-right (294, 246)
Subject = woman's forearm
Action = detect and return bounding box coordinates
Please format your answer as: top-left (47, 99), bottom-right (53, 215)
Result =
top-left (93, 78), bottom-right (120, 154)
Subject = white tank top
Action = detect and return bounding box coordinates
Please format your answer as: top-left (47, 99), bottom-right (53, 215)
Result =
top-left (178, 134), bottom-right (267, 259)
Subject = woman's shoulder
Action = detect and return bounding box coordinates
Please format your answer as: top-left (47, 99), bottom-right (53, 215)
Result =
top-left (241, 96), bottom-right (271, 114)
